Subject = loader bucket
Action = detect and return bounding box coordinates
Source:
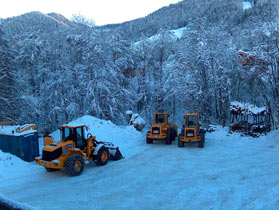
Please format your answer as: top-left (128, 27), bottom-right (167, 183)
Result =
top-left (109, 147), bottom-right (124, 160)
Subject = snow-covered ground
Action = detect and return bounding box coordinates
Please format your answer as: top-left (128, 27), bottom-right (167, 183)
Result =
top-left (1, 116), bottom-right (279, 209)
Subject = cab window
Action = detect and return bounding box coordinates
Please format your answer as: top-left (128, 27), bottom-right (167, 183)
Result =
top-left (155, 114), bottom-right (165, 123)
top-left (185, 115), bottom-right (197, 127)
top-left (76, 127), bottom-right (83, 146)
top-left (62, 128), bottom-right (74, 140)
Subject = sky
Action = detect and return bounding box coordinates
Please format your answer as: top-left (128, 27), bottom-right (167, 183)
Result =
top-left (0, 0), bottom-right (181, 26)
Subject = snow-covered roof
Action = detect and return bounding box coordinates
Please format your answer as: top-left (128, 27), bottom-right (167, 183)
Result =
top-left (237, 50), bottom-right (256, 57)
top-left (0, 125), bottom-right (37, 136)
top-left (230, 101), bottom-right (268, 115)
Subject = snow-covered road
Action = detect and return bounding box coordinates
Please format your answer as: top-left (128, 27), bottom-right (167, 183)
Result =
top-left (1, 116), bottom-right (279, 209)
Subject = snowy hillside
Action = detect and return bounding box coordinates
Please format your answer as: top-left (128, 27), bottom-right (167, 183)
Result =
top-left (1, 115), bottom-right (279, 209)
top-left (133, 26), bottom-right (187, 46)
top-left (1, 0), bottom-right (279, 135)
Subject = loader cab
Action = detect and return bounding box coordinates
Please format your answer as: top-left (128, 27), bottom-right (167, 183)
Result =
top-left (61, 125), bottom-right (86, 149)
top-left (154, 112), bottom-right (168, 124)
top-left (184, 114), bottom-right (198, 128)
top-left (183, 113), bottom-right (200, 137)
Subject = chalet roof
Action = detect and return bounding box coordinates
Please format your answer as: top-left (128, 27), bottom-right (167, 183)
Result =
top-left (237, 50), bottom-right (256, 57)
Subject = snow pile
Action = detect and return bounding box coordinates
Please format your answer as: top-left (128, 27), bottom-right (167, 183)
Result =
top-left (230, 101), bottom-right (267, 115)
top-left (0, 124), bottom-right (37, 136)
top-left (243, 1), bottom-right (252, 10)
top-left (130, 113), bottom-right (145, 124)
top-left (53, 115), bottom-right (144, 157)
top-left (133, 115), bottom-right (146, 125)
top-left (0, 149), bottom-right (32, 177)
top-left (126, 112), bottom-right (146, 131)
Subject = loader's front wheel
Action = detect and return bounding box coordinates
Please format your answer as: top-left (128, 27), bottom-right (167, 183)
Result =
top-left (95, 147), bottom-right (109, 166)
top-left (44, 167), bottom-right (59, 172)
top-left (65, 154), bottom-right (85, 176)
top-left (146, 137), bottom-right (153, 144)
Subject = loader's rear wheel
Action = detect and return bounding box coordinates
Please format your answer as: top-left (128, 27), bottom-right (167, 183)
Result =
top-left (165, 131), bottom-right (171, 145)
top-left (198, 134), bottom-right (205, 148)
top-left (198, 141), bottom-right (204, 148)
top-left (170, 127), bottom-right (177, 141)
top-left (95, 147), bottom-right (109, 166)
top-left (65, 154), bottom-right (85, 176)
top-left (44, 167), bottom-right (59, 172)
top-left (178, 135), bottom-right (184, 147)
top-left (146, 137), bottom-right (153, 144)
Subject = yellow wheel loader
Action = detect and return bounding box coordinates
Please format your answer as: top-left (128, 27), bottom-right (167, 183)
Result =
top-left (178, 113), bottom-right (205, 148)
top-left (146, 112), bottom-right (178, 145)
top-left (35, 124), bottom-right (123, 176)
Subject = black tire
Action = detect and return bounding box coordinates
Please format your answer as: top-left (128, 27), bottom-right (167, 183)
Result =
top-left (44, 167), bottom-right (59, 172)
top-left (165, 131), bottom-right (171, 145)
top-left (146, 137), bottom-right (153, 144)
top-left (95, 147), bottom-right (109, 166)
top-left (178, 135), bottom-right (184, 147)
top-left (198, 141), bottom-right (204, 148)
top-left (170, 127), bottom-right (177, 141)
top-left (65, 154), bottom-right (85, 176)
top-left (198, 133), bottom-right (205, 148)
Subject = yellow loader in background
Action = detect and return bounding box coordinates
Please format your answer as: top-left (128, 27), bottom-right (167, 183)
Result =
top-left (178, 113), bottom-right (205, 148)
top-left (146, 112), bottom-right (178, 145)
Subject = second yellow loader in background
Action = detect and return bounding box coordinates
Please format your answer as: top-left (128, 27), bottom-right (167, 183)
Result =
top-left (178, 113), bottom-right (205, 148)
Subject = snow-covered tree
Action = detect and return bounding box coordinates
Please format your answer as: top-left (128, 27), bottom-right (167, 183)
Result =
top-left (0, 28), bottom-right (18, 121)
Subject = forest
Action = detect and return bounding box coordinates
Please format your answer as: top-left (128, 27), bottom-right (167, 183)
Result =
top-left (0, 0), bottom-right (279, 133)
